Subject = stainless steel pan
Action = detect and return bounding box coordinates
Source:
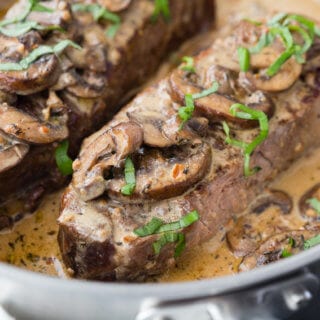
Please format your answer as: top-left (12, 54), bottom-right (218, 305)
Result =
top-left (0, 245), bottom-right (320, 320)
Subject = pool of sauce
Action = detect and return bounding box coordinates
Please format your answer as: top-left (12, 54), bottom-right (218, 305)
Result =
top-left (0, 0), bottom-right (320, 281)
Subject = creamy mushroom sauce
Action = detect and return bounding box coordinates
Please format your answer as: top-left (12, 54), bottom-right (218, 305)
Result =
top-left (1, 0), bottom-right (320, 281)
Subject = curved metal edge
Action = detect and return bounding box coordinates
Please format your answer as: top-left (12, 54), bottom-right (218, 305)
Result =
top-left (1, 245), bottom-right (320, 298)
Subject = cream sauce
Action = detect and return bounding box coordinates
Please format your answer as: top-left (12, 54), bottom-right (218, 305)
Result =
top-left (1, 0), bottom-right (320, 281)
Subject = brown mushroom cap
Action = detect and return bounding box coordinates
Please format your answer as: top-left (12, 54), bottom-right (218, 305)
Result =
top-left (227, 190), bottom-right (293, 257)
top-left (169, 68), bottom-right (274, 128)
top-left (299, 183), bottom-right (320, 221)
top-left (0, 132), bottom-right (29, 173)
top-left (72, 122), bottom-right (144, 201)
top-left (239, 229), bottom-right (320, 272)
top-left (107, 140), bottom-right (212, 203)
top-left (0, 33), bottom-right (62, 95)
top-left (0, 103), bottom-right (68, 144)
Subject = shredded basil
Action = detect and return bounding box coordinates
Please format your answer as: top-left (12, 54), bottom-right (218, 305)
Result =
top-left (223, 104), bottom-right (269, 177)
top-left (237, 47), bottom-right (250, 72)
top-left (72, 3), bottom-right (121, 38)
top-left (241, 13), bottom-right (320, 77)
top-left (304, 234), bottom-right (320, 249)
top-left (134, 210), bottom-right (199, 257)
top-left (0, 40), bottom-right (81, 71)
top-left (121, 157), bottom-right (136, 196)
top-left (307, 198), bottom-right (320, 214)
top-left (0, 0), bottom-right (53, 35)
top-left (281, 248), bottom-right (292, 258)
top-left (178, 82), bottom-right (219, 129)
top-left (180, 56), bottom-right (195, 73)
top-left (152, 0), bottom-right (170, 22)
top-left (0, 21), bottom-right (62, 37)
top-left (55, 140), bottom-right (73, 176)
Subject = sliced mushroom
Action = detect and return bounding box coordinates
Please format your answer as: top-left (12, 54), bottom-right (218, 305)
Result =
top-left (299, 184), bottom-right (320, 221)
top-left (0, 102), bottom-right (68, 144)
top-left (97, 0), bottom-right (131, 12)
top-left (227, 190), bottom-right (293, 257)
top-left (127, 84), bottom-right (199, 148)
top-left (66, 70), bottom-right (105, 98)
top-left (107, 140), bottom-right (211, 203)
top-left (0, 33), bottom-right (62, 95)
top-left (239, 229), bottom-right (320, 272)
top-left (169, 68), bottom-right (274, 128)
top-left (0, 132), bottom-right (29, 173)
top-left (72, 122), bottom-right (144, 201)
top-left (27, 0), bottom-right (72, 27)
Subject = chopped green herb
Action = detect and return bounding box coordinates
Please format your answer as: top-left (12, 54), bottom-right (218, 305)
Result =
top-left (281, 248), bottom-right (292, 258)
top-left (72, 3), bottom-right (121, 38)
top-left (55, 140), bottom-right (73, 176)
top-left (178, 94), bottom-right (195, 130)
top-left (0, 0), bottom-right (55, 36)
top-left (266, 46), bottom-right (295, 77)
top-left (178, 82), bottom-right (219, 129)
top-left (304, 234), bottom-right (320, 249)
top-left (288, 237), bottom-right (295, 247)
top-left (307, 198), bottom-right (320, 214)
top-left (241, 13), bottom-right (320, 77)
top-left (0, 40), bottom-right (81, 71)
top-left (223, 103), bottom-right (269, 177)
top-left (180, 56), bottom-right (195, 73)
top-left (134, 210), bottom-right (199, 257)
top-left (0, 21), bottom-right (62, 37)
top-left (134, 217), bottom-right (164, 237)
top-left (152, 0), bottom-right (170, 22)
top-left (121, 157), bottom-right (136, 196)
top-left (237, 47), bottom-right (250, 72)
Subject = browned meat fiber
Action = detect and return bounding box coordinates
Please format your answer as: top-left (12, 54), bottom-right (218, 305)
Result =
top-left (59, 19), bottom-right (320, 281)
top-left (0, 0), bottom-right (214, 217)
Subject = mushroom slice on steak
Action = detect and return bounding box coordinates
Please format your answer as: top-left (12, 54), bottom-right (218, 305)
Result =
top-left (72, 122), bottom-right (144, 201)
top-left (0, 132), bottom-right (29, 173)
top-left (127, 84), bottom-right (199, 148)
top-left (299, 183), bottom-right (320, 221)
top-left (239, 229), bottom-right (320, 272)
top-left (0, 35), bottom-right (61, 95)
top-left (169, 67), bottom-right (274, 128)
top-left (0, 101), bottom-right (68, 144)
top-left (241, 47), bottom-right (303, 92)
top-left (227, 190), bottom-right (293, 257)
top-left (107, 140), bottom-right (212, 203)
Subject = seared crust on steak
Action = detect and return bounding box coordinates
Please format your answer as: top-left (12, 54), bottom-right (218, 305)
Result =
top-left (58, 19), bottom-right (320, 280)
top-left (0, 0), bottom-right (214, 214)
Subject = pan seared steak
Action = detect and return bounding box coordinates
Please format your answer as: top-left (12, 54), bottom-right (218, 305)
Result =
top-left (59, 18), bottom-right (320, 280)
top-left (0, 0), bottom-right (214, 219)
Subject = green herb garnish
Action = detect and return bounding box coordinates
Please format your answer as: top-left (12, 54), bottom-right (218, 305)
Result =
top-left (121, 157), bottom-right (136, 196)
top-left (71, 3), bottom-right (121, 38)
top-left (0, 40), bottom-right (81, 71)
top-left (237, 47), bottom-right (250, 72)
top-left (281, 248), bottom-right (292, 258)
top-left (306, 198), bottom-right (320, 214)
top-left (152, 0), bottom-right (170, 22)
top-left (223, 103), bottom-right (269, 177)
top-left (240, 13), bottom-right (320, 77)
top-left (304, 234), bottom-right (320, 249)
top-left (0, 0), bottom-right (54, 36)
top-left (178, 82), bottom-right (219, 129)
top-left (180, 56), bottom-right (195, 73)
top-left (134, 210), bottom-right (199, 257)
top-left (55, 140), bottom-right (73, 176)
